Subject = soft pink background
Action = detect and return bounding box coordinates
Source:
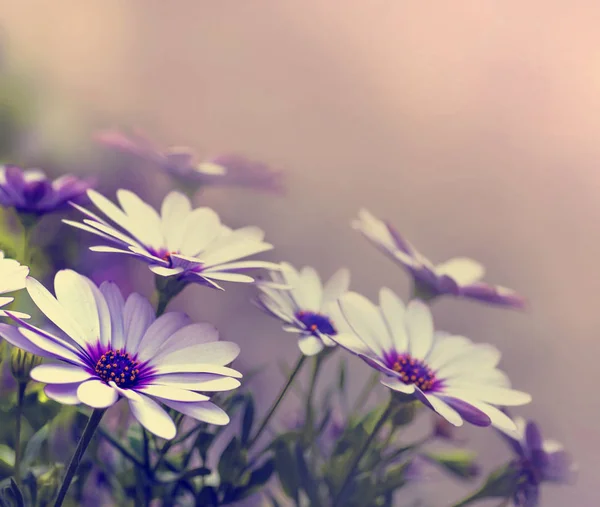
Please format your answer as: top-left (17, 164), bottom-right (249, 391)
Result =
top-left (2, 2), bottom-right (597, 506)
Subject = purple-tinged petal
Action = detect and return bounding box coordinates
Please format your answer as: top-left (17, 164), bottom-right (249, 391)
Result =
top-left (460, 283), bottom-right (526, 309)
top-left (44, 383), bottom-right (82, 405)
top-left (525, 421), bottom-right (544, 452)
top-left (441, 396), bottom-right (491, 427)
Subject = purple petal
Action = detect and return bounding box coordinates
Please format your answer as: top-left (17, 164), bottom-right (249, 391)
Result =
top-left (525, 421), bottom-right (544, 452)
top-left (459, 282), bottom-right (526, 309)
top-left (441, 396), bottom-right (492, 427)
top-left (541, 450), bottom-right (575, 484)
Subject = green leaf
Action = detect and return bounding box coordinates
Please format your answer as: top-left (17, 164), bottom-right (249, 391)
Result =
top-left (229, 458), bottom-right (276, 502)
top-left (338, 359), bottom-right (347, 393)
top-left (295, 442), bottom-right (321, 507)
top-left (156, 467), bottom-right (212, 484)
top-left (0, 478), bottom-right (24, 507)
top-left (194, 431), bottom-right (216, 462)
top-left (241, 396), bottom-right (255, 447)
top-left (0, 445), bottom-right (14, 468)
top-left (218, 437), bottom-right (247, 486)
top-left (273, 442), bottom-right (299, 503)
top-left (22, 423), bottom-right (49, 469)
top-left (422, 450), bottom-right (480, 480)
top-left (376, 461), bottom-right (409, 494)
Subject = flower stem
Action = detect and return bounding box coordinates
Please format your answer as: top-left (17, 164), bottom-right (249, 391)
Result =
top-left (13, 382), bottom-right (26, 486)
top-left (54, 408), bottom-right (105, 507)
top-left (333, 398), bottom-right (395, 506)
top-left (247, 354), bottom-right (307, 449)
top-left (303, 355), bottom-right (322, 441)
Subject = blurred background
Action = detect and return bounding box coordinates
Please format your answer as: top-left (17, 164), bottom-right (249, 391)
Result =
top-left (1, 1), bottom-right (597, 505)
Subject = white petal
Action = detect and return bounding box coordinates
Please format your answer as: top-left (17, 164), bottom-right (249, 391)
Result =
top-left (0, 323), bottom-right (55, 359)
top-left (406, 300), bottom-right (434, 359)
top-left (201, 237), bottom-right (272, 267)
top-left (297, 334), bottom-right (324, 356)
top-left (154, 363), bottom-right (242, 377)
top-left (18, 326), bottom-right (86, 366)
top-left (201, 272), bottom-right (254, 283)
top-left (136, 312), bottom-right (192, 363)
top-left (204, 260), bottom-right (282, 272)
top-left (30, 364), bottom-right (91, 384)
top-left (127, 393), bottom-right (176, 439)
top-left (139, 385), bottom-right (209, 402)
top-left (53, 270), bottom-right (101, 346)
top-left (294, 267), bottom-right (322, 312)
top-left (329, 331), bottom-right (371, 355)
top-left (435, 257), bottom-right (485, 286)
top-left (117, 189), bottom-right (164, 249)
top-left (162, 400), bottom-right (229, 426)
top-left (88, 189), bottom-right (132, 233)
top-left (380, 377), bottom-right (416, 394)
top-left (339, 292), bottom-right (389, 356)
top-left (444, 386), bottom-right (532, 406)
top-left (436, 344), bottom-right (501, 380)
top-left (426, 334), bottom-right (473, 370)
top-left (179, 208), bottom-right (222, 256)
top-left (157, 342), bottom-right (240, 367)
top-left (321, 268), bottom-right (350, 306)
top-left (83, 220), bottom-right (139, 248)
top-left (77, 380), bottom-right (119, 408)
top-left (26, 276), bottom-right (87, 349)
top-left (150, 374), bottom-right (241, 392)
top-left (89, 245), bottom-right (139, 255)
top-left (424, 393), bottom-right (463, 427)
top-left (44, 383), bottom-right (81, 405)
top-left (100, 282), bottom-right (125, 350)
top-left (149, 266), bottom-right (184, 277)
top-left (155, 323), bottom-right (219, 357)
top-left (161, 191), bottom-right (192, 252)
top-left (123, 293), bottom-right (155, 353)
top-left (379, 288), bottom-right (408, 352)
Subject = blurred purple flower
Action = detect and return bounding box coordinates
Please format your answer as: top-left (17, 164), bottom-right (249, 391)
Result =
top-left (353, 209), bottom-right (525, 308)
top-left (498, 417), bottom-right (576, 506)
top-left (0, 165), bottom-right (93, 216)
top-left (94, 129), bottom-right (284, 193)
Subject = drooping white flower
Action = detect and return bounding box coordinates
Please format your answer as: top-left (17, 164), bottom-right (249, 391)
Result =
top-left (64, 189), bottom-right (280, 289)
top-left (0, 251), bottom-right (30, 318)
top-left (255, 264), bottom-right (351, 356)
top-left (332, 288), bottom-right (531, 431)
top-left (0, 270), bottom-right (242, 439)
top-left (353, 209), bottom-right (525, 308)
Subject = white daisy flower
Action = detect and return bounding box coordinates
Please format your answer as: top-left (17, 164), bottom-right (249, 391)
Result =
top-left (0, 270), bottom-right (242, 439)
top-left (0, 251), bottom-right (30, 319)
top-left (332, 288), bottom-right (531, 431)
top-left (64, 189), bottom-right (281, 290)
top-left (255, 264), bottom-right (352, 356)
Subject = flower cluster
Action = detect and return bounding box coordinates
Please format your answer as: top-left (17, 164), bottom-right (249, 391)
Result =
top-left (0, 126), bottom-right (573, 507)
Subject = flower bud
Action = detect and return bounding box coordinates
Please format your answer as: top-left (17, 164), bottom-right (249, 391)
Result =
top-left (10, 347), bottom-right (41, 383)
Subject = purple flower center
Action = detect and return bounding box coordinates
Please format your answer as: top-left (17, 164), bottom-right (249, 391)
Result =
top-left (389, 353), bottom-right (436, 391)
top-left (295, 311), bottom-right (336, 335)
top-left (94, 349), bottom-right (140, 388)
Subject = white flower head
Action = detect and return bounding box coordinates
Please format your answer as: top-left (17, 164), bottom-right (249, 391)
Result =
top-left (332, 288), bottom-right (531, 431)
top-left (64, 189), bottom-right (281, 290)
top-left (0, 251), bottom-right (30, 318)
top-left (256, 264), bottom-right (352, 356)
top-left (0, 270), bottom-right (242, 439)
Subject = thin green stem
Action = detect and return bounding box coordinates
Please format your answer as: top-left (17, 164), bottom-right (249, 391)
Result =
top-left (248, 354), bottom-right (307, 449)
top-left (97, 427), bottom-right (145, 468)
top-left (142, 429), bottom-right (152, 503)
top-left (54, 408), bottom-right (105, 507)
top-left (333, 398), bottom-right (395, 506)
top-left (13, 382), bottom-right (26, 486)
top-left (303, 355), bottom-right (322, 439)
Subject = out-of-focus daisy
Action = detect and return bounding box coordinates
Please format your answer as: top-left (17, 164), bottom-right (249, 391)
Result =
top-left (353, 209), bottom-right (525, 308)
top-left (0, 251), bottom-right (30, 318)
top-left (498, 417), bottom-right (576, 506)
top-left (94, 129), bottom-right (283, 193)
top-left (255, 264), bottom-right (351, 356)
top-left (0, 165), bottom-right (92, 216)
top-left (0, 270), bottom-right (242, 439)
top-left (332, 288), bottom-right (531, 431)
top-left (64, 189), bottom-right (281, 290)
